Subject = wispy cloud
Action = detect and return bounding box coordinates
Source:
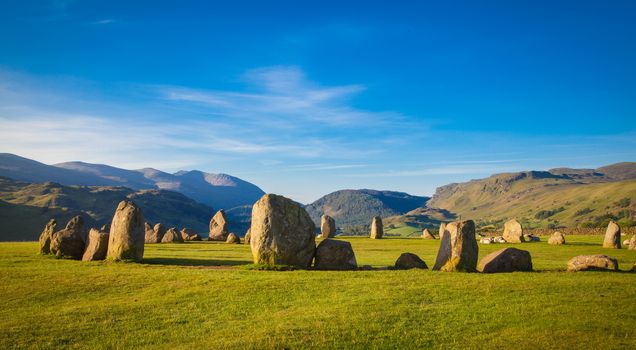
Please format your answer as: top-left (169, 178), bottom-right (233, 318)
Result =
top-left (91, 19), bottom-right (116, 25)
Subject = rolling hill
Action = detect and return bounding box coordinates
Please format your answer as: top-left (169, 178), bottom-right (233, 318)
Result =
top-left (305, 189), bottom-right (429, 229)
top-left (0, 177), bottom-right (214, 241)
top-left (0, 153), bottom-right (265, 210)
top-left (427, 163), bottom-right (636, 230)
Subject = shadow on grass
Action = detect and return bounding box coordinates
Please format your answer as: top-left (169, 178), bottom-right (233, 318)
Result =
top-left (142, 257), bottom-right (251, 267)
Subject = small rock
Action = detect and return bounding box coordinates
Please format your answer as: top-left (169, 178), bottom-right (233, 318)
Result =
top-left (226, 232), bottom-right (241, 244)
top-left (628, 235), bottom-right (636, 251)
top-left (478, 248), bottom-right (533, 273)
top-left (394, 253), bottom-right (428, 269)
top-left (422, 229), bottom-right (436, 239)
top-left (161, 228), bottom-right (183, 243)
top-left (480, 237), bottom-right (494, 244)
top-left (567, 255), bottom-right (619, 272)
top-left (493, 236), bottom-right (507, 243)
top-left (548, 231), bottom-right (566, 245)
top-left (314, 239), bottom-right (357, 270)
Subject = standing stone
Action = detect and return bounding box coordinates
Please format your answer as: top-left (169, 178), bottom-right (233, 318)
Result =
top-left (314, 239), bottom-right (357, 270)
top-left (145, 223), bottom-right (166, 243)
top-left (432, 220), bottom-right (478, 272)
top-left (250, 194), bottom-right (316, 267)
top-left (567, 255), bottom-right (619, 272)
top-left (422, 229), bottom-right (436, 239)
top-left (244, 228), bottom-right (251, 244)
top-left (503, 219), bottom-right (525, 243)
top-left (629, 235), bottom-right (636, 251)
top-left (320, 215), bottom-right (336, 238)
top-left (82, 228), bottom-right (109, 261)
top-left (50, 216), bottom-right (85, 259)
top-left (438, 223), bottom-right (447, 240)
top-left (107, 201), bottom-right (145, 261)
top-left (370, 216), bottom-right (383, 239)
top-left (603, 221), bottom-right (621, 249)
top-left (478, 248), bottom-right (533, 273)
top-left (144, 222), bottom-right (154, 241)
top-left (226, 232), bottom-right (241, 244)
top-left (548, 231), bottom-right (566, 245)
top-left (180, 228), bottom-right (200, 241)
top-left (161, 228), bottom-right (183, 243)
top-left (38, 219), bottom-right (57, 254)
top-left (209, 210), bottom-right (229, 241)
top-left (394, 253), bottom-right (428, 269)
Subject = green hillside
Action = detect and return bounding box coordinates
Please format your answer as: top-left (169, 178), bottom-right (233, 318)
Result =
top-left (428, 173), bottom-right (636, 230)
top-left (0, 177), bottom-right (214, 241)
top-left (305, 189), bottom-right (428, 230)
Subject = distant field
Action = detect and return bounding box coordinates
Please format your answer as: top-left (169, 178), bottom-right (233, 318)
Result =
top-left (1, 236), bottom-right (636, 349)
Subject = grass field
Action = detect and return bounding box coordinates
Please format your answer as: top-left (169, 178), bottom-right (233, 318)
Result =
top-left (1, 236), bottom-right (636, 349)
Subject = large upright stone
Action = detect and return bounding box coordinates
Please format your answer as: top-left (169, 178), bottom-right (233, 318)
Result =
top-left (50, 216), bottom-right (85, 259)
top-left (503, 219), bottom-right (524, 243)
top-left (432, 220), bottom-right (478, 272)
top-left (314, 239), bottom-right (357, 270)
top-left (107, 201), bottom-right (145, 261)
top-left (250, 194), bottom-right (316, 267)
top-left (370, 216), bottom-right (383, 239)
top-left (82, 228), bottom-right (109, 261)
top-left (320, 215), bottom-right (336, 238)
top-left (438, 223), bottom-right (447, 240)
top-left (38, 219), bottom-right (57, 254)
top-left (209, 210), bottom-right (229, 241)
top-left (478, 248), bottom-right (533, 273)
top-left (603, 221), bottom-right (621, 249)
top-left (422, 229), bottom-right (436, 239)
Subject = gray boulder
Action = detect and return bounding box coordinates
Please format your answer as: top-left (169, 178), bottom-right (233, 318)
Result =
top-left (82, 228), bottom-right (109, 261)
top-left (478, 247), bottom-right (533, 273)
top-left (394, 253), bottom-right (428, 269)
top-left (38, 219), bottom-right (57, 254)
top-left (50, 216), bottom-right (86, 260)
top-left (567, 255), bottom-right (619, 272)
top-left (433, 220), bottom-right (478, 272)
top-left (314, 239), bottom-right (357, 270)
top-left (107, 201), bottom-right (145, 261)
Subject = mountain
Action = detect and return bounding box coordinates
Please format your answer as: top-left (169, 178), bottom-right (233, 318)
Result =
top-left (305, 189), bottom-right (429, 229)
top-left (427, 163), bottom-right (636, 230)
top-left (0, 176), bottom-right (213, 241)
top-left (0, 153), bottom-right (265, 210)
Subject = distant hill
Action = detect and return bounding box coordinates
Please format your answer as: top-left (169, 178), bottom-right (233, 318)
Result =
top-left (0, 177), bottom-right (213, 241)
top-left (305, 189), bottom-right (429, 228)
top-left (0, 153), bottom-right (265, 210)
top-left (427, 163), bottom-right (636, 230)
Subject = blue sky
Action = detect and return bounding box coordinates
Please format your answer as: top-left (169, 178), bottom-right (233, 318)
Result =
top-left (1, 0), bottom-right (635, 203)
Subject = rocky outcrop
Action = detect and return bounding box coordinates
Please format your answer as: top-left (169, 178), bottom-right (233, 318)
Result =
top-left (503, 219), bottom-right (524, 243)
top-left (422, 229), bottom-right (436, 239)
top-left (50, 216), bottom-right (86, 259)
top-left (107, 201), bottom-right (145, 261)
top-left (548, 231), bottom-right (566, 245)
top-left (567, 255), bottom-right (619, 272)
top-left (314, 239), bottom-right (357, 270)
top-left (394, 253), bottom-right (428, 269)
top-left (370, 216), bottom-right (383, 239)
top-left (226, 232), bottom-right (241, 244)
top-left (603, 221), bottom-right (621, 248)
top-left (161, 227), bottom-right (183, 243)
top-left (433, 220), bottom-right (478, 272)
top-left (38, 219), bottom-right (57, 254)
top-left (478, 248), bottom-right (533, 273)
top-left (82, 228), bottom-right (109, 261)
top-left (209, 209), bottom-right (229, 241)
top-left (320, 215), bottom-right (336, 238)
top-left (249, 194), bottom-right (316, 267)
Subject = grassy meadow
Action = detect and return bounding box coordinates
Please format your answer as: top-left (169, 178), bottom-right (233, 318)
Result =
top-left (1, 236), bottom-right (636, 349)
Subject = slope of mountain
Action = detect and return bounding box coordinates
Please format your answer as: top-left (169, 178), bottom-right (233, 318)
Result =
top-left (305, 189), bottom-right (429, 228)
top-left (0, 153), bottom-right (265, 210)
top-left (427, 163), bottom-right (636, 229)
top-left (0, 177), bottom-right (213, 241)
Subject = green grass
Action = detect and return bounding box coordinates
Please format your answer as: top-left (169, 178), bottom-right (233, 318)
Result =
top-left (1, 236), bottom-right (636, 349)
